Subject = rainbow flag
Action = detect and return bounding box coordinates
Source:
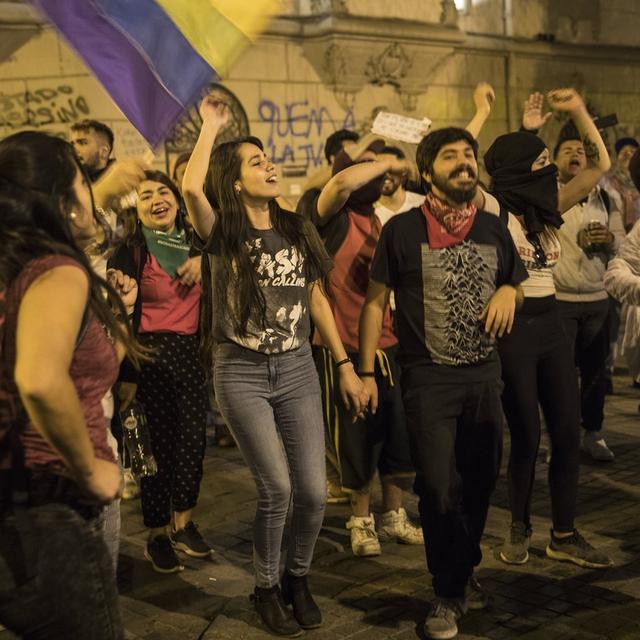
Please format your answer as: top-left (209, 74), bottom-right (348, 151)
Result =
top-left (30, 0), bottom-right (278, 147)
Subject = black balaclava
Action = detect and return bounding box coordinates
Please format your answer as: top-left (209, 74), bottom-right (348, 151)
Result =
top-left (484, 131), bottom-right (563, 234)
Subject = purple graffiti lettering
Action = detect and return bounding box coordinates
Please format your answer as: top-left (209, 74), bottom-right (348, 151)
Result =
top-left (298, 143), bottom-right (325, 169)
top-left (268, 144), bottom-right (296, 165)
top-left (258, 99), bottom-right (355, 169)
top-left (258, 101), bottom-right (289, 147)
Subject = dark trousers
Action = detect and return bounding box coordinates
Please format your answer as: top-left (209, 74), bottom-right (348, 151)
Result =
top-left (499, 297), bottom-right (581, 532)
top-left (0, 503), bottom-right (122, 639)
top-left (314, 345), bottom-right (414, 491)
top-left (402, 373), bottom-right (503, 599)
top-left (558, 299), bottom-right (609, 432)
top-left (137, 333), bottom-right (208, 529)
top-left (605, 298), bottom-right (621, 382)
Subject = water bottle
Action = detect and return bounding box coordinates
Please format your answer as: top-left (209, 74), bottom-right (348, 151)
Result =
top-left (119, 400), bottom-right (158, 477)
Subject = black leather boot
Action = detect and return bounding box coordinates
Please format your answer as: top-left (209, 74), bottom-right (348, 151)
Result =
top-left (251, 585), bottom-right (302, 637)
top-left (281, 571), bottom-right (322, 629)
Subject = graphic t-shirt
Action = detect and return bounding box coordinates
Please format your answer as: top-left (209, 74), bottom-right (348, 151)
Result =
top-left (371, 207), bottom-right (528, 380)
top-left (483, 190), bottom-right (560, 298)
top-left (206, 221), bottom-right (330, 354)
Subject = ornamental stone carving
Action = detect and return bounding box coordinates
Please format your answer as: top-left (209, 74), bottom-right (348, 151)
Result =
top-left (365, 43), bottom-right (412, 88)
top-left (302, 14), bottom-right (460, 112)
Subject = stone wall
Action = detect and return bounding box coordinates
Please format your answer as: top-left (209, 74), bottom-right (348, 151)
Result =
top-left (1, 0), bottom-right (639, 199)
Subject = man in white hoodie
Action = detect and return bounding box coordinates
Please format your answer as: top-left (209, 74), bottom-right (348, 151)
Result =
top-left (553, 135), bottom-right (625, 461)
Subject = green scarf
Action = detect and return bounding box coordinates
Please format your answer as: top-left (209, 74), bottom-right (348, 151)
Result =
top-left (141, 225), bottom-right (190, 277)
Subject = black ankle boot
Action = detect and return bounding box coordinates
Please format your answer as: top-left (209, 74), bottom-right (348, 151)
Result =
top-left (281, 571), bottom-right (322, 629)
top-left (251, 585), bottom-right (302, 637)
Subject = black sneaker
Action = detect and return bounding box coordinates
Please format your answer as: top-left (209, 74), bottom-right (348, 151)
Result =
top-left (145, 534), bottom-right (184, 574)
top-left (465, 574), bottom-right (490, 611)
top-left (423, 598), bottom-right (466, 640)
top-left (546, 529), bottom-right (613, 569)
top-left (171, 521), bottom-right (212, 558)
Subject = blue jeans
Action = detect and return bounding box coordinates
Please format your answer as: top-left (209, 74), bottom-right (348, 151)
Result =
top-left (0, 502), bottom-right (122, 639)
top-left (214, 341), bottom-right (326, 588)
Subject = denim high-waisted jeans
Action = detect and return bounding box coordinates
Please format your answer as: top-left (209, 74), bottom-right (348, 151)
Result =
top-left (0, 502), bottom-right (122, 639)
top-left (214, 341), bottom-right (326, 588)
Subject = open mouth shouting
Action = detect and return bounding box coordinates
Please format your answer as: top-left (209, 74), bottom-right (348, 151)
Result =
top-left (151, 204), bottom-right (173, 220)
top-left (449, 165), bottom-right (477, 184)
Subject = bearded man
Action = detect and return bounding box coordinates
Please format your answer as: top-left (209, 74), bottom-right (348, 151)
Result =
top-left (359, 127), bottom-right (527, 640)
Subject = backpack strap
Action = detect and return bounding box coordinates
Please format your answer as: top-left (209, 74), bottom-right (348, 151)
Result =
top-left (600, 188), bottom-right (611, 215)
top-left (497, 201), bottom-right (509, 225)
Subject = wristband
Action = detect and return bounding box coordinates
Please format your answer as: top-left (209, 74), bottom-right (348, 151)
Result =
top-left (358, 371), bottom-right (375, 378)
top-left (335, 357), bottom-right (352, 369)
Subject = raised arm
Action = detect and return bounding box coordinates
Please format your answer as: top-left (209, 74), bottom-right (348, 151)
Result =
top-left (92, 157), bottom-right (149, 212)
top-left (182, 96), bottom-right (230, 241)
top-left (317, 156), bottom-right (411, 221)
top-left (548, 89), bottom-right (611, 213)
top-left (465, 82), bottom-right (495, 140)
top-left (14, 266), bottom-right (121, 502)
top-left (520, 91), bottom-right (553, 133)
top-left (467, 82), bottom-right (496, 208)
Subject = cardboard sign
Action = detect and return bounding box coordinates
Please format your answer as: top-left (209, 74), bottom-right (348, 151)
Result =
top-left (371, 111), bottom-right (431, 144)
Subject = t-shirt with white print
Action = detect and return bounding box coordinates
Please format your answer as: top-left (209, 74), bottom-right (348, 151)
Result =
top-left (482, 189), bottom-right (561, 298)
top-left (206, 221), bottom-right (330, 354)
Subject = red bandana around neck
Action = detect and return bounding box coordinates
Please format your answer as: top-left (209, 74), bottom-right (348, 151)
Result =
top-left (422, 192), bottom-right (477, 249)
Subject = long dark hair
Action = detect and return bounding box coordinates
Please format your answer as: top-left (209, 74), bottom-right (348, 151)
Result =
top-left (0, 130), bottom-right (145, 366)
top-left (120, 169), bottom-right (188, 247)
top-left (201, 136), bottom-right (330, 363)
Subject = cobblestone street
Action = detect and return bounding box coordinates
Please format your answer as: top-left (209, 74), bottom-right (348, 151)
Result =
top-left (7, 376), bottom-right (640, 640)
top-left (101, 374), bottom-right (640, 640)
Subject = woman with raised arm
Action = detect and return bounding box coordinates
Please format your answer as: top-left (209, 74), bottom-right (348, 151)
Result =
top-left (479, 88), bottom-right (613, 570)
top-left (183, 97), bottom-right (368, 638)
top-left (0, 131), bottom-right (146, 638)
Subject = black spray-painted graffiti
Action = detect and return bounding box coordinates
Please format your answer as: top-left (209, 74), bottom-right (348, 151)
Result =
top-left (0, 85), bottom-right (90, 129)
top-left (258, 99), bottom-right (356, 169)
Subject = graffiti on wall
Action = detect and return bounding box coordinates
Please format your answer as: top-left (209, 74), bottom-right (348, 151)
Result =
top-left (257, 99), bottom-right (356, 170)
top-left (0, 84), bottom-right (90, 129)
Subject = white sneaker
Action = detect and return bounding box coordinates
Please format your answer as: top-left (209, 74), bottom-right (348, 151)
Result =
top-left (582, 431), bottom-right (614, 462)
top-left (122, 468), bottom-right (140, 500)
top-left (377, 507), bottom-right (424, 545)
top-left (346, 514), bottom-right (381, 557)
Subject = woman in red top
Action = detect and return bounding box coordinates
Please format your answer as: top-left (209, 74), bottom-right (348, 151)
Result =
top-left (0, 131), bottom-right (144, 638)
top-left (109, 171), bottom-right (210, 574)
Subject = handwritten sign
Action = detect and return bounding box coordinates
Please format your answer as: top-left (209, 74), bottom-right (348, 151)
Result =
top-left (371, 111), bottom-right (431, 144)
